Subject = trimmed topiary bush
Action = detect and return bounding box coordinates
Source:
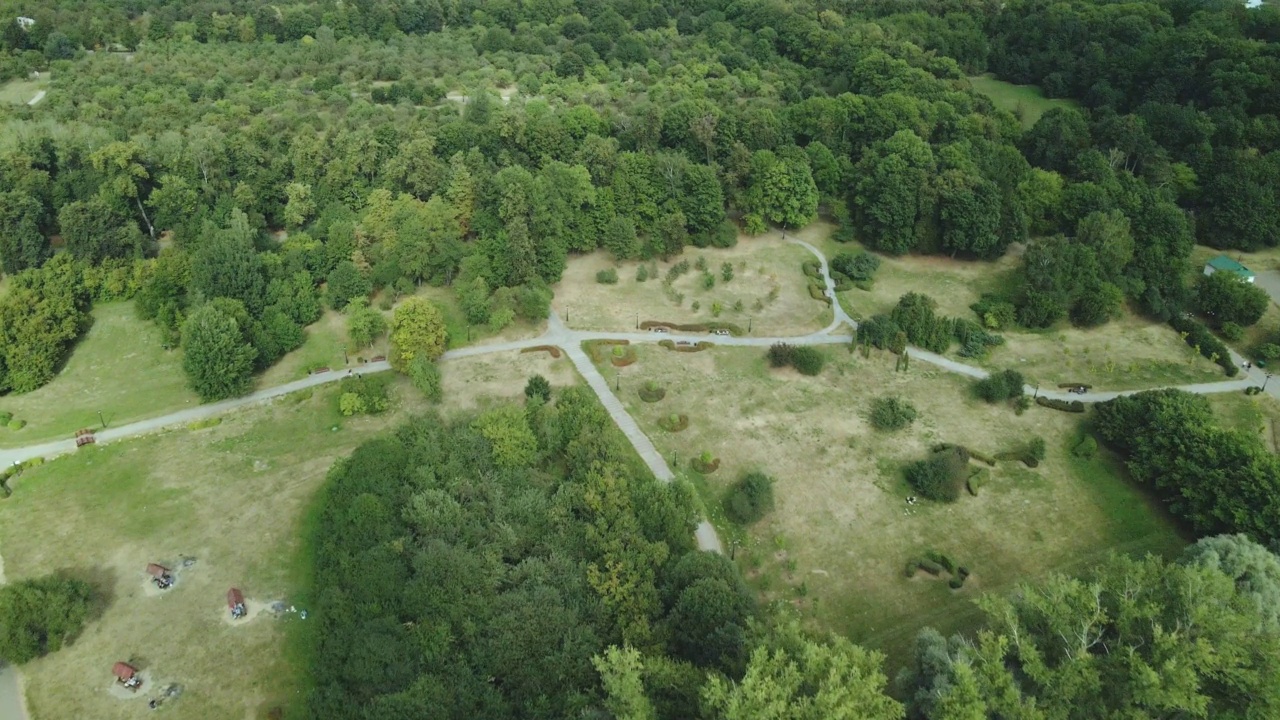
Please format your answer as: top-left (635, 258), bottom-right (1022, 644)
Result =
top-left (1036, 396), bottom-right (1086, 413)
top-left (8, 419), bottom-right (26, 430)
top-left (869, 396), bottom-right (918, 431)
top-left (723, 471), bottom-right (775, 525)
top-left (691, 450), bottom-right (720, 474)
top-left (658, 413), bottom-right (689, 432)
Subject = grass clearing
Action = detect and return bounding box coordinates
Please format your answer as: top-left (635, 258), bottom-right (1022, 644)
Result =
top-left (0, 76), bottom-right (47, 105)
top-left (1207, 390), bottom-right (1280, 452)
top-left (257, 309), bottom-right (372, 386)
top-left (614, 344), bottom-right (1186, 671)
top-left (818, 234), bottom-right (1222, 390)
top-left (0, 302), bottom-right (198, 448)
top-left (0, 349), bottom-right (582, 719)
top-left (552, 234), bottom-right (832, 336)
top-left (968, 74), bottom-right (1078, 129)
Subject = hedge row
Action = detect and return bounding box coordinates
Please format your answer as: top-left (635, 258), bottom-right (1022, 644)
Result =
top-left (801, 261), bottom-right (822, 280)
top-left (934, 443), bottom-right (995, 466)
top-left (0, 457), bottom-right (46, 498)
top-left (659, 340), bottom-right (713, 353)
top-left (1169, 314), bottom-right (1239, 376)
top-left (640, 320), bottom-right (744, 335)
top-left (520, 345), bottom-right (563, 358)
top-left (967, 469), bottom-right (988, 496)
top-left (808, 282), bottom-right (832, 304)
top-left (1036, 396), bottom-right (1086, 413)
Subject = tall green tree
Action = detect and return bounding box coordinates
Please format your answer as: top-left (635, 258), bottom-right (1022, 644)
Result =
top-left (180, 302), bottom-right (258, 401)
top-left (0, 190), bottom-right (49, 273)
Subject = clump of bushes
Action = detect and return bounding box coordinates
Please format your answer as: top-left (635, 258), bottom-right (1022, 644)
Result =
top-left (974, 369), bottom-right (1025, 403)
top-left (638, 380), bottom-right (666, 402)
top-left (723, 471), bottom-right (775, 525)
top-left (8, 419), bottom-right (26, 430)
top-left (766, 343), bottom-right (825, 375)
top-left (337, 374), bottom-right (390, 416)
top-left (1169, 314), bottom-right (1239, 376)
top-left (524, 374), bottom-right (551, 403)
top-left (0, 412), bottom-right (11, 425)
top-left (905, 446), bottom-right (970, 502)
top-left (859, 294), bottom-right (1003, 356)
top-left (831, 251), bottom-right (880, 283)
top-left (635, 265), bottom-right (649, 282)
top-left (0, 575), bottom-right (97, 663)
top-left (658, 413), bottom-right (689, 432)
top-left (953, 319), bottom-right (1006, 359)
top-left (869, 396), bottom-right (918, 431)
top-left (971, 294), bottom-right (1017, 330)
top-left (966, 468), bottom-right (988, 495)
top-left (801, 260), bottom-right (822, 280)
top-left (596, 268), bottom-right (619, 284)
top-left (1035, 396), bottom-right (1086, 413)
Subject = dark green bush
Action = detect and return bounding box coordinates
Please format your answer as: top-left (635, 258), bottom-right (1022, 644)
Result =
top-left (1169, 314), bottom-right (1239, 376)
top-left (801, 260), bottom-right (822, 279)
top-left (0, 576), bottom-right (96, 663)
top-left (791, 346), bottom-right (825, 376)
top-left (831, 251), bottom-right (881, 282)
top-left (524, 374), bottom-right (551, 402)
top-left (767, 342), bottom-right (795, 368)
top-left (1036, 396), bottom-right (1086, 413)
top-left (948, 577), bottom-right (964, 589)
top-left (1221, 321), bottom-right (1245, 342)
top-left (857, 315), bottom-right (902, 350)
top-left (905, 446), bottom-right (970, 502)
top-left (975, 370), bottom-right (1025, 403)
top-left (723, 471), bottom-right (775, 525)
top-left (891, 293), bottom-right (953, 353)
top-left (596, 268), bottom-right (619, 284)
top-left (923, 550), bottom-right (956, 574)
top-left (870, 396), bottom-right (918, 431)
top-left (916, 559), bottom-right (943, 575)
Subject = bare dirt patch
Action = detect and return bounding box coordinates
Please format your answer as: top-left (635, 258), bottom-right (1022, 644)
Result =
top-left (552, 237), bottom-right (831, 336)
top-left (616, 344), bottom-right (1185, 669)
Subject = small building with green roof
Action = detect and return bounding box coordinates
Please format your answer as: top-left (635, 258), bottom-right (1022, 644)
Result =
top-left (1204, 255), bottom-right (1256, 283)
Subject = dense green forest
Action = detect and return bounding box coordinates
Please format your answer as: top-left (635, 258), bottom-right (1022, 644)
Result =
top-left (4, 0), bottom-right (1277, 395)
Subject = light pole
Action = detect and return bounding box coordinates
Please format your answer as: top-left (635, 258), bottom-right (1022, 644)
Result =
top-left (98, 410), bottom-right (106, 429)
top-left (342, 344), bottom-right (349, 365)
top-left (635, 311), bottom-right (639, 330)
top-left (1264, 373), bottom-right (1274, 392)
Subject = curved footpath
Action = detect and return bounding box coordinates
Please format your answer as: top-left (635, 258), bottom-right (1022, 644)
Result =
top-left (0, 237), bottom-right (1270, 720)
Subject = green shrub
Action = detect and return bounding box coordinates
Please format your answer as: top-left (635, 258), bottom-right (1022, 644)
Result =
top-left (658, 414), bottom-right (689, 432)
top-left (923, 550), bottom-right (956, 574)
top-left (8, 419), bottom-right (26, 430)
top-left (635, 265), bottom-right (649, 282)
top-left (808, 283), bottom-right (831, 304)
top-left (0, 412), bottom-right (11, 425)
top-left (1072, 435), bottom-right (1099, 459)
top-left (957, 566), bottom-right (970, 579)
top-left (905, 446), bottom-right (970, 502)
top-left (831, 251), bottom-right (880, 282)
top-left (1028, 436), bottom-right (1046, 462)
top-left (723, 471), bottom-right (775, 525)
top-left (891, 293), bottom-right (953, 353)
top-left (695, 255), bottom-right (708, 272)
top-left (971, 294), bottom-right (1017, 330)
top-left (1169, 314), bottom-right (1238, 376)
top-left (801, 261), bottom-right (822, 279)
top-left (1221, 321), bottom-right (1244, 342)
top-left (857, 315), bottom-right (902, 350)
top-left (948, 577), bottom-right (964, 589)
top-left (721, 262), bottom-right (734, 282)
top-left (791, 346), bottom-right (825, 376)
top-left (870, 396), bottom-right (918, 431)
top-left (701, 272), bottom-right (715, 290)
top-left (966, 469), bottom-right (988, 496)
top-left (638, 381), bottom-right (666, 402)
top-left (767, 342), bottom-right (795, 368)
top-left (905, 560), bottom-right (921, 578)
top-left (524, 374), bottom-right (551, 402)
top-left (596, 268), bottom-right (619, 284)
top-left (975, 370), bottom-right (1025, 403)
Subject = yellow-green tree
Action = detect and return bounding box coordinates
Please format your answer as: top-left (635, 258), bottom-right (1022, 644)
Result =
top-left (388, 296), bottom-right (447, 371)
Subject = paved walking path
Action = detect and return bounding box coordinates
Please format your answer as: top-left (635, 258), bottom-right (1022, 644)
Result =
top-left (26, 90), bottom-right (45, 106)
top-left (555, 315), bottom-right (723, 553)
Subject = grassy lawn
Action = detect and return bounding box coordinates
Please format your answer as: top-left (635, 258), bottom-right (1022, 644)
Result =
top-left (0, 76), bottom-right (47, 105)
top-left (0, 302), bottom-right (197, 448)
top-left (816, 232), bottom-right (1223, 390)
top-left (553, 233), bottom-right (832, 336)
top-left (0, 347), bottom-right (577, 719)
top-left (1207, 390), bottom-right (1280, 452)
top-left (613, 344), bottom-right (1187, 671)
top-left (968, 74), bottom-right (1078, 129)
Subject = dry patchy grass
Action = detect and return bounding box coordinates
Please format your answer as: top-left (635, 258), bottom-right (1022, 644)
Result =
top-left (0, 380), bottom-right (433, 720)
top-left (0, 77), bottom-right (46, 105)
top-left (984, 313), bottom-right (1225, 390)
top-left (257, 308), bottom-right (380, 386)
top-left (615, 344), bottom-right (1185, 669)
top-left (0, 302), bottom-right (197, 448)
top-left (552, 236), bottom-right (831, 336)
top-left (439, 349), bottom-right (579, 412)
